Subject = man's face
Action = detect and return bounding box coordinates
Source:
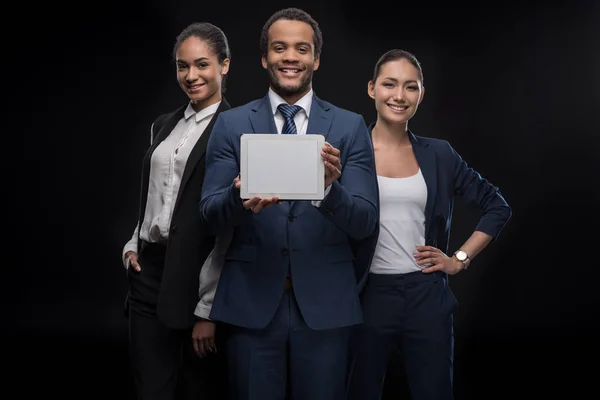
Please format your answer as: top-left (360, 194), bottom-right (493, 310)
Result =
top-left (262, 19), bottom-right (320, 104)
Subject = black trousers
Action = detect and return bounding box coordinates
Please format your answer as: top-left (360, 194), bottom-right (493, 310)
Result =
top-left (127, 242), bottom-right (227, 400)
top-left (347, 271), bottom-right (457, 400)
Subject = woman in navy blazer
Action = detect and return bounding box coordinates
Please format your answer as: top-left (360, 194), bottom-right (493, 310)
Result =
top-left (347, 49), bottom-right (512, 400)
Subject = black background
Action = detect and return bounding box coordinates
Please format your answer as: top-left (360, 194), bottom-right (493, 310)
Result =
top-left (3, 0), bottom-right (599, 398)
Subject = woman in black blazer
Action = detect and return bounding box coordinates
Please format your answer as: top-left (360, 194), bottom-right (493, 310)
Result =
top-left (122, 22), bottom-right (231, 400)
top-left (347, 49), bottom-right (512, 400)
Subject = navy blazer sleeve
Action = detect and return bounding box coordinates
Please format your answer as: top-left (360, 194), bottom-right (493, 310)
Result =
top-left (199, 114), bottom-right (245, 236)
top-left (318, 115), bottom-right (379, 241)
top-left (447, 141), bottom-right (512, 239)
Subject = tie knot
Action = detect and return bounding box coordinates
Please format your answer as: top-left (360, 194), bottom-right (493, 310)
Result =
top-left (278, 104), bottom-right (302, 120)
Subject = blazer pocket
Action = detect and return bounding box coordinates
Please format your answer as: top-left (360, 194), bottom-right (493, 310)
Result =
top-left (225, 245), bottom-right (256, 262)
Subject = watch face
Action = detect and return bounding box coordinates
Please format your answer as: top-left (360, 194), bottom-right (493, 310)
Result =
top-left (455, 250), bottom-right (467, 261)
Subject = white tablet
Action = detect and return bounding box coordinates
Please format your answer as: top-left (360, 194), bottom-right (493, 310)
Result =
top-left (240, 133), bottom-right (325, 200)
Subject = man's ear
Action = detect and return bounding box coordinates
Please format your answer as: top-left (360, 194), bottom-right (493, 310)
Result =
top-left (261, 55), bottom-right (267, 70)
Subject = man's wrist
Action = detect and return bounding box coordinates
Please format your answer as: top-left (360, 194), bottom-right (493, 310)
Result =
top-left (312, 184), bottom-right (332, 208)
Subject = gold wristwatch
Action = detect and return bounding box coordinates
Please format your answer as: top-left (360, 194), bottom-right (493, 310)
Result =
top-left (453, 250), bottom-right (470, 269)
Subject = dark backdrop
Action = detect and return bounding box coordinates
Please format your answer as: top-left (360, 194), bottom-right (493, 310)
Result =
top-left (3, 0), bottom-right (598, 398)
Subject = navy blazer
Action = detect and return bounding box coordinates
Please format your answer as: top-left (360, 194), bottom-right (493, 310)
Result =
top-left (199, 94), bottom-right (379, 330)
top-left (352, 123), bottom-right (512, 291)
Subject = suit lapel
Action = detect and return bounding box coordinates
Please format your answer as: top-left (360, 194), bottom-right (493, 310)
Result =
top-left (249, 95), bottom-right (277, 134)
top-left (172, 99), bottom-right (231, 218)
top-left (409, 131), bottom-right (437, 239)
top-left (306, 95), bottom-right (332, 140)
top-left (137, 105), bottom-right (186, 229)
top-left (148, 106), bottom-right (186, 153)
top-left (291, 95), bottom-right (332, 213)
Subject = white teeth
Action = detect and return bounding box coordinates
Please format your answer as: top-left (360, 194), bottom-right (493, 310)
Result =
top-left (282, 69), bottom-right (300, 73)
top-left (388, 104), bottom-right (408, 111)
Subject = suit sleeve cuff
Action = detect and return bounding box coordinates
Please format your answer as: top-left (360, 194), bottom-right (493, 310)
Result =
top-left (311, 184), bottom-right (332, 208)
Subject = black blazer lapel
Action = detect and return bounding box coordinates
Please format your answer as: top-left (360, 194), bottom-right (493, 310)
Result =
top-left (137, 105), bottom-right (187, 234)
top-left (409, 131), bottom-right (437, 240)
top-left (172, 99), bottom-right (232, 217)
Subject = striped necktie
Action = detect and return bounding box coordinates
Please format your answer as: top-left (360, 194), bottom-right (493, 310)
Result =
top-left (278, 104), bottom-right (302, 134)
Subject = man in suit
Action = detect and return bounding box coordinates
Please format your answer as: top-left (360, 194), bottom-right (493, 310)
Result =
top-left (199, 8), bottom-right (379, 400)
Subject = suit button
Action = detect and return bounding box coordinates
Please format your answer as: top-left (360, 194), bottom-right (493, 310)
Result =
top-left (281, 248), bottom-right (289, 255)
top-left (288, 214), bottom-right (296, 221)
top-left (171, 225), bottom-right (178, 233)
top-left (326, 209), bottom-right (333, 216)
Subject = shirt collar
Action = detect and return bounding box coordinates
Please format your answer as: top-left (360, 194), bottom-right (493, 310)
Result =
top-left (268, 88), bottom-right (313, 117)
top-left (184, 101), bottom-right (221, 122)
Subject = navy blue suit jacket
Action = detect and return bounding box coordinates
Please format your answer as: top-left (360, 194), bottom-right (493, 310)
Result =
top-left (199, 94), bottom-right (379, 330)
top-left (352, 123), bottom-right (512, 292)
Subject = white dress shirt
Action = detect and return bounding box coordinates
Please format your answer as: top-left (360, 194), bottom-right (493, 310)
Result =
top-left (267, 88), bottom-right (331, 205)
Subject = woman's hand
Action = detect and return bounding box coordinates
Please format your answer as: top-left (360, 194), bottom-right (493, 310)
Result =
top-left (414, 246), bottom-right (465, 275)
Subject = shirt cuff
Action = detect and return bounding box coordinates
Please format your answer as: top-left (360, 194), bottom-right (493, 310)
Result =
top-left (122, 242), bottom-right (138, 269)
top-left (312, 184), bottom-right (332, 208)
top-left (194, 303), bottom-right (213, 320)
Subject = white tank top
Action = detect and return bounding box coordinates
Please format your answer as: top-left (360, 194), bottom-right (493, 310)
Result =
top-left (370, 169), bottom-right (430, 274)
